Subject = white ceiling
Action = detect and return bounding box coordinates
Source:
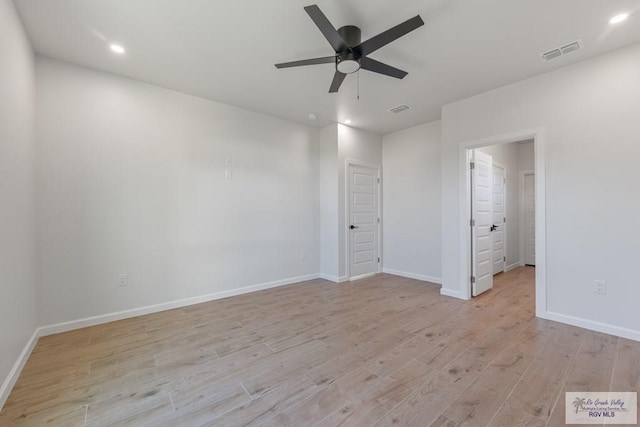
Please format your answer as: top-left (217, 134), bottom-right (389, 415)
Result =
top-left (14, 0), bottom-right (640, 134)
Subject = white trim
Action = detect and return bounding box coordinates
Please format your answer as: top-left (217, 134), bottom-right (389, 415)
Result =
top-left (540, 311), bottom-right (640, 343)
top-left (319, 274), bottom-right (349, 283)
top-left (382, 268), bottom-right (442, 284)
top-left (350, 272), bottom-right (377, 282)
top-left (455, 127), bottom-right (547, 312)
top-left (344, 159), bottom-right (382, 280)
top-left (0, 329), bottom-right (39, 409)
top-left (533, 133), bottom-right (546, 319)
top-left (505, 262), bottom-right (521, 272)
top-left (38, 273), bottom-right (320, 337)
top-left (440, 287), bottom-right (464, 299)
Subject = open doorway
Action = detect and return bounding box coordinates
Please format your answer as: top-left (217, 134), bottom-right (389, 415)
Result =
top-left (468, 139), bottom-right (535, 296)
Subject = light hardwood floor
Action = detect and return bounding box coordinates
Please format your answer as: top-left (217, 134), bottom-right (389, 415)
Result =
top-left (1, 267), bottom-right (638, 426)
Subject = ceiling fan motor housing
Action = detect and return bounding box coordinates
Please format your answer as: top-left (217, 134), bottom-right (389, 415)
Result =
top-left (337, 25), bottom-right (361, 48)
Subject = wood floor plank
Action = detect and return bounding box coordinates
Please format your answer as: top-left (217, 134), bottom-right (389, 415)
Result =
top-left (320, 360), bottom-right (435, 426)
top-left (272, 367), bottom-right (380, 426)
top-left (1, 267), bottom-right (638, 427)
top-left (611, 338), bottom-right (640, 391)
top-left (156, 383), bottom-right (251, 426)
top-left (206, 376), bottom-right (320, 426)
top-left (487, 321), bottom-right (586, 426)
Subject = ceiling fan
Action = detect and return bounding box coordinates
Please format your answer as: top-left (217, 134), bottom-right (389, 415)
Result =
top-left (275, 5), bottom-right (424, 93)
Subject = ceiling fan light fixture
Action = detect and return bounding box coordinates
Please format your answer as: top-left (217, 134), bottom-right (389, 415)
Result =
top-left (336, 53), bottom-right (360, 74)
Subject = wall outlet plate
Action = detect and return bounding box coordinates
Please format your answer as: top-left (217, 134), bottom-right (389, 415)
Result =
top-left (595, 280), bottom-right (606, 295)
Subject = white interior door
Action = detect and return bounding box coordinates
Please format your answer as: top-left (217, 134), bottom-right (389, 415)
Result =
top-left (471, 150), bottom-right (493, 296)
top-left (492, 164), bottom-right (506, 275)
top-left (524, 173), bottom-right (536, 266)
top-left (348, 164), bottom-right (379, 279)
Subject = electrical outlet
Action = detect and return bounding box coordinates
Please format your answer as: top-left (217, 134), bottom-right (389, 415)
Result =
top-left (595, 280), bottom-right (606, 295)
top-left (225, 169), bottom-right (232, 179)
top-left (118, 274), bottom-right (128, 287)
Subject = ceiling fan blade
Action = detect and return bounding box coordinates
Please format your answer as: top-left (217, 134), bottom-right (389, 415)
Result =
top-left (304, 5), bottom-right (350, 53)
top-left (360, 57), bottom-right (408, 79)
top-left (275, 56), bottom-right (336, 69)
top-left (329, 70), bottom-right (347, 93)
top-left (355, 15), bottom-right (424, 56)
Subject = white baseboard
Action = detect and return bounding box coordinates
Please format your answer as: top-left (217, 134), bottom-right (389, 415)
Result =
top-left (440, 287), bottom-right (466, 300)
top-left (505, 262), bottom-right (521, 272)
top-left (0, 329), bottom-right (39, 409)
top-left (540, 311), bottom-right (640, 343)
top-left (382, 268), bottom-right (442, 284)
top-left (350, 272), bottom-right (377, 282)
top-left (39, 273), bottom-right (320, 337)
top-left (319, 273), bottom-right (349, 283)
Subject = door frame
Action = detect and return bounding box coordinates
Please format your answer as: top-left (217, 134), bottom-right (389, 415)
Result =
top-left (519, 170), bottom-right (535, 267)
top-left (458, 128), bottom-right (546, 317)
top-left (344, 159), bottom-right (382, 281)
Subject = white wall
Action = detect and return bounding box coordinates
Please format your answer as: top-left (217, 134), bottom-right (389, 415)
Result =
top-left (36, 57), bottom-right (320, 325)
top-left (337, 125), bottom-right (382, 279)
top-left (382, 121), bottom-right (441, 282)
top-left (441, 42), bottom-right (640, 338)
top-left (518, 141), bottom-right (534, 171)
top-left (477, 140), bottom-right (533, 269)
top-left (319, 124), bottom-right (339, 280)
top-left (0, 0), bottom-right (38, 406)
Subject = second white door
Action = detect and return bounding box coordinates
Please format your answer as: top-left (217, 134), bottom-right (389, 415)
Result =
top-left (492, 164), bottom-right (506, 275)
top-left (348, 164), bottom-right (379, 279)
top-left (524, 173), bottom-right (536, 266)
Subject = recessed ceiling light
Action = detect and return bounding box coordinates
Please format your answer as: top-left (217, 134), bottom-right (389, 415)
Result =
top-left (609, 13), bottom-right (629, 24)
top-left (308, 113), bottom-right (317, 121)
top-left (344, 119), bottom-right (352, 125)
top-left (109, 44), bottom-right (125, 54)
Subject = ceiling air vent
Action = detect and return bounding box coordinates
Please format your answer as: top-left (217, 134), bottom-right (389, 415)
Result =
top-left (560, 41), bottom-right (581, 54)
top-left (389, 104), bottom-right (411, 113)
top-left (540, 39), bottom-right (583, 61)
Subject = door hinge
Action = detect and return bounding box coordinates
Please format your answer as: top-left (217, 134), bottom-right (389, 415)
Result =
top-left (504, 217), bottom-right (506, 223)
top-left (470, 219), bottom-right (475, 227)
top-left (377, 177), bottom-right (380, 183)
top-left (470, 162), bottom-right (475, 170)
top-left (377, 218), bottom-right (380, 223)
top-left (470, 275), bottom-right (476, 284)
top-left (504, 256), bottom-right (506, 262)
top-left (504, 177), bottom-right (506, 184)
top-left (377, 257), bottom-right (380, 263)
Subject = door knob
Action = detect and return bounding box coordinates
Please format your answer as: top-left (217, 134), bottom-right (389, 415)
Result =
top-left (490, 224), bottom-right (497, 232)
top-left (350, 225), bottom-right (359, 229)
